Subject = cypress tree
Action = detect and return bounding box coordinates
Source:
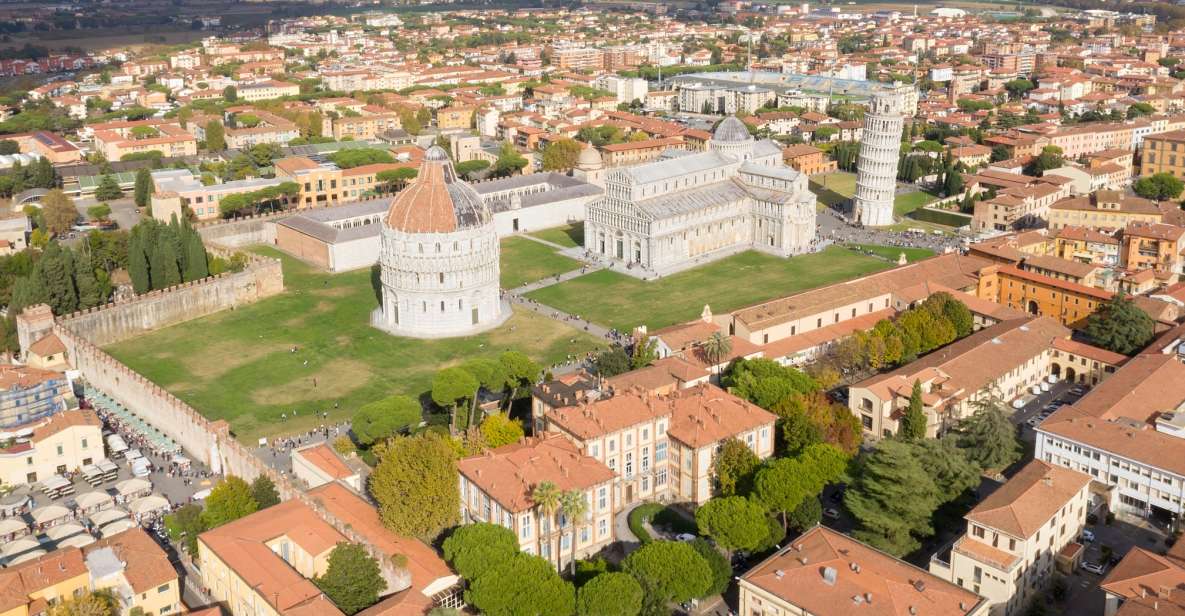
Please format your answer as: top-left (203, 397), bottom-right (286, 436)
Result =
top-left (134, 167), bottom-right (153, 208)
top-left (150, 240), bottom-right (181, 289)
top-left (183, 233), bottom-right (209, 281)
top-left (40, 242), bottom-right (79, 315)
top-left (900, 380), bottom-right (928, 440)
top-left (127, 234), bottom-right (151, 294)
top-left (75, 249), bottom-right (103, 308)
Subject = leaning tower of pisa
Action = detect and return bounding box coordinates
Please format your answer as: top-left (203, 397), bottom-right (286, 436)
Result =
top-left (852, 89), bottom-right (908, 227)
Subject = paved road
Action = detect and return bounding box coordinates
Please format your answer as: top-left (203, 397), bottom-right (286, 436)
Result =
top-left (72, 195), bottom-right (142, 230)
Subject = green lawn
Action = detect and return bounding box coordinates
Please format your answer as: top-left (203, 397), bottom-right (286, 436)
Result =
top-left (500, 236), bottom-right (581, 289)
top-left (810, 171), bottom-right (858, 210)
top-left (527, 223), bottom-right (584, 248)
top-left (524, 247), bottom-right (891, 332)
top-left (894, 190), bottom-right (940, 217)
top-left (846, 244), bottom-right (936, 263)
top-left (105, 248), bottom-right (604, 441)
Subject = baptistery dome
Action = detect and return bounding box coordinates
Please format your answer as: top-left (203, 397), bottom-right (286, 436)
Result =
top-left (371, 146), bottom-right (509, 338)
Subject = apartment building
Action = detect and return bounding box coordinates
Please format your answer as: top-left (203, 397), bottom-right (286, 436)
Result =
top-left (223, 110), bottom-right (300, 149)
top-left (0, 409), bottom-right (103, 486)
top-left (549, 45), bottom-right (604, 71)
top-left (848, 317), bottom-right (1070, 439)
top-left (1036, 353), bottom-right (1185, 521)
top-left (543, 384), bottom-right (776, 506)
top-left (326, 107), bottom-right (403, 141)
top-left (91, 119), bottom-right (197, 161)
top-left (972, 181), bottom-right (1071, 232)
top-left (1122, 222), bottom-right (1185, 276)
top-left (1054, 226), bottom-right (1121, 267)
top-left (1139, 129), bottom-right (1185, 178)
top-left (975, 264), bottom-right (1112, 328)
top-left (275, 156), bottom-right (412, 207)
top-left (740, 526), bottom-right (988, 616)
top-left (930, 461), bottom-right (1091, 616)
top-left (236, 80), bottom-right (300, 103)
top-left (0, 365), bottom-right (75, 429)
top-left (600, 137), bottom-right (688, 167)
top-left (1047, 191), bottom-right (1163, 232)
top-left (456, 434), bottom-right (617, 569)
top-left (151, 168), bottom-right (287, 221)
top-left (1100, 539), bottom-right (1185, 616)
top-left (782, 144), bottom-right (838, 176)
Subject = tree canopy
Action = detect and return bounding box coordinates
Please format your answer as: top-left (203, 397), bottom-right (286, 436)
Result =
top-left (695, 496), bottom-right (768, 553)
top-left (443, 522), bottom-right (520, 581)
top-left (201, 475), bottom-right (258, 529)
top-left (466, 552), bottom-right (576, 616)
top-left (900, 380), bottom-right (928, 440)
top-left (713, 437), bottom-right (760, 497)
top-left (479, 413), bottom-right (524, 449)
top-left (250, 474), bottom-right (280, 509)
top-left (1085, 293), bottom-right (1154, 355)
top-left (1133, 172), bottom-right (1185, 201)
top-left (622, 540), bottom-right (712, 609)
top-left (950, 396), bottom-right (1022, 472)
top-left (541, 139), bottom-right (583, 171)
top-left (353, 395), bottom-right (422, 445)
top-left (576, 572), bottom-right (642, 616)
top-left (369, 432), bottom-right (459, 540)
top-left (314, 543), bottom-right (387, 615)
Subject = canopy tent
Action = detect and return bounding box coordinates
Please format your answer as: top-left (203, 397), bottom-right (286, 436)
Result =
top-left (0, 536), bottom-right (40, 558)
top-left (89, 508), bottom-right (129, 527)
top-left (0, 488), bottom-right (31, 516)
top-left (129, 495), bottom-right (170, 517)
top-left (5, 548), bottom-right (46, 566)
top-left (99, 519), bottom-right (136, 537)
top-left (85, 386), bottom-right (181, 454)
top-left (0, 518), bottom-right (28, 540)
top-left (56, 534), bottom-right (95, 549)
top-left (30, 504), bottom-right (71, 525)
top-left (114, 478), bottom-right (152, 498)
top-left (43, 522), bottom-right (86, 542)
top-left (74, 491), bottom-right (115, 513)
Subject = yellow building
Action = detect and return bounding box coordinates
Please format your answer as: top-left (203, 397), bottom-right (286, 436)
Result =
top-left (0, 409), bottom-right (102, 486)
top-left (85, 528), bottom-right (183, 616)
top-left (91, 119), bottom-right (197, 162)
top-left (1139, 129), bottom-right (1185, 178)
top-left (1122, 222), bottom-right (1185, 276)
top-left (1046, 190), bottom-right (1162, 231)
top-left (237, 80), bottom-right (300, 103)
top-left (435, 106), bottom-right (474, 130)
top-left (976, 264), bottom-right (1111, 329)
top-left (0, 550), bottom-right (89, 616)
top-left (197, 499), bottom-right (346, 616)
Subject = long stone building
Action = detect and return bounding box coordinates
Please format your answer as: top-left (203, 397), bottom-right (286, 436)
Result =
top-left (582, 116), bottom-right (817, 278)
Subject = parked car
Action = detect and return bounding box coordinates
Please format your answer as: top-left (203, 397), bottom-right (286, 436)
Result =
top-left (823, 508), bottom-right (841, 520)
top-left (1081, 561), bottom-right (1106, 575)
top-left (675, 533), bottom-right (696, 542)
top-left (1081, 529), bottom-right (1096, 542)
top-left (1029, 385), bottom-right (1042, 395)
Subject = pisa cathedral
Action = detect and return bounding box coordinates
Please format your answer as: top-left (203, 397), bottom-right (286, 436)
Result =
top-left (583, 116), bottom-right (818, 278)
top-left (372, 146), bottom-right (509, 338)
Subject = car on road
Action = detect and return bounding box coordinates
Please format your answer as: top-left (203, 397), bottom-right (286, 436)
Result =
top-left (675, 533), bottom-right (696, 542)
top-left (1027, 417), bottom-right (1040, 427)
top-left (823, 508), bottom-right (841, 520)
top-left (1081, 529), bottom-right (1096, 542)
top-left (1081, 561), bottom-right (1106, 575)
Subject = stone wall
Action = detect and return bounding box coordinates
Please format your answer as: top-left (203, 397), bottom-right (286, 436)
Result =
top-left (55, 254), bottom-right (283, 348)
top-left (196, 214), bottom-right (278, 248)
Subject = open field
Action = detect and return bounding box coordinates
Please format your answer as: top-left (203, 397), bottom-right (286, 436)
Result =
top-left (500, 236), bottom-right (581, 289)
top-left (524, 246), bottom-right (891, 333)
top-left (106, 248), bottom-right (604, 441)
top-left (894, 191), bottom-right (940, 217)
top-left (0, 28), bottom-right (209, 53)
top-left (810, 172), bottom-right (942, 219)
top-left (527, 223), bottom-right (584, 248)
top-left (846, 244), bottom-right (936, 263)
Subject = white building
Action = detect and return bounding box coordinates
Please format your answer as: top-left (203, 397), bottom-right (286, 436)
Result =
top-left (853, 89), bottom-right (908, 227)
top-left (372, 146), bottom-right (509, 338)
top-left (930, 460), bottom-right (1091, 616)
top-left (1036, 352), bottom-right (1185, 522)
top-left (583, 116), bottom-right (817, 278)
top-left (595, 75), bottom-right (649, 105)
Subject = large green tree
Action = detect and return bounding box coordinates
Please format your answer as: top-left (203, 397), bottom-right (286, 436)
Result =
top-left (576, 572), bottom-right (643, 616)
top-left (1084, 293), bottom-right (1154, 355)
top-left (754, 443), bottom-right (847, 528)
top-left (713, 437), bottom-right (760, 497)
top-left (695, 496), bottom-right (767, 555)
top-left (94, 174), bottom-right (122, 201)
top-left (1133, 172), bottom-right (1185, 201)
top-left (369, 432), bottom-right (459, 541)
top-left (689, 538), bottom-right (731, 598)
top-left (431, 366), bottom-right (479, 428)
top-left (900, 380), bottom-right (928, 440)
top-left (951, 396), bottom-right (1022, 472)
top-left (541, 139), bottom-right (583, 171)
top-left (443, 522), bottom-right (519, 581)
top-left (353, 395), bottom-right (422, 445)
top-left (41, 189), bottom-right (79, 236)
top-left (622, 541), bottom-right (712, 611)
top-left (200, 475), bottom-right (259, 529)
top-left (250, 474), bottom-right (280, 509)
top-left (723, 358), bottom-right (818, 409)
top-left (480, 413), bottom-right (524, 449)
top-left (314, 543), bottom-right (387, 615)
top-left (205, 120), bottom-right (225, 151)
top-left (466, 553), bottom-right (576, 616)
top-left (133, 167), bottom-right (153, 209)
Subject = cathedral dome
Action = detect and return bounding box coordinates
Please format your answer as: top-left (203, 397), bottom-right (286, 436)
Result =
top-left (576, 145), bottom-right (603, 169)
top-left (712, 116), bottom-right (753, 143)
top-left (385, 145), bottom-right (490, 234)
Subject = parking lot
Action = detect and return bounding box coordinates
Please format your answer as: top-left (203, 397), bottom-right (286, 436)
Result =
top-left (1008, 378), bottom-right (1090, 436)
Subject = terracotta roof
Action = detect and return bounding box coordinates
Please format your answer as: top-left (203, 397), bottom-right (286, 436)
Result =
top-left (84, 527), bottom-right (176, 594)
top-left (998, 265), bottom-right (1113, 301)
top-left (664, 384), bottom-right (776, 448)
top-left (0, 364), bottom-right (66, 389)
top-left (27, 334), bottom-right (66, 358)
top-left (1055, 225), bottom-right (1119, 245)
top-left (198, 500), bottom-right (347, 615)
top-left (964, 460), bottom-right (1091, 539)
top-left (308, 482), bottom-right (454, 612)
top-left (1051, 338), bottom-right (1127, 367)
top-left (652, 319), bottom-right (720, 352)
top-left (457, 434), bottom-right (614, 513)
top-left (741, 526), bottom-right (985, 616)
top-left (296, 443), bottom-right (354, 480)
top-left (0, 549), bottom-right (87, 612)
top-left (32, 409), bottom-right (99, 443)
top-left (384, 147), bottom-right (490, 234)
top-left (1102, 545), bottom-right (1185, 616)
top-left (1125, 222), bottom-right (1185, 242)
top-left (1022, 254), bottom-right (1101, 280)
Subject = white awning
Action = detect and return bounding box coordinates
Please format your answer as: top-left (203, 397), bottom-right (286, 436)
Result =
top-left (30, 504), bottom-right (70, 524)
top-left (129, 495), bottom-right (170, 516)
top-left (114, 478), bottom-right (152, 496)
top-left (89, 508), bottom-right (129, 527)
top-left (99, 519), bottom-right (136, 537)
top-left (75, 491), bottom-right (114, 511)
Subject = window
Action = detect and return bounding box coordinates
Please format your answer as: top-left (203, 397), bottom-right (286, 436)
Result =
top-left (158, 583), bottom-right (171, 593)
top-left (598, 487), bottom-right (607, 510)
top-left (598, 519), bottom-right (608, 537)
top-left (655, 442), bottom-right (667, 462)
top-left (56, 444), bottom-right (63, 456)
top-left (521, 515), bottom-right (532, 539)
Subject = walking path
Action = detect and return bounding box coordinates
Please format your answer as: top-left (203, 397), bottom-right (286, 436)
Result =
top-left (515, 232), bottom-right (571, 252)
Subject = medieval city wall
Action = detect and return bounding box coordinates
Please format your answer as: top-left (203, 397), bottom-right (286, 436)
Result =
top-left (196, 214), bottom-right (278, 248)
top-left (56, 254), bottom-right (284, 347)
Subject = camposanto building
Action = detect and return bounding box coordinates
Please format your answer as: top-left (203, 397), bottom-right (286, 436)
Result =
top-left (372, 146), bottom-right (509, 338)
top-left (582, 116), bottom-right (817, 278)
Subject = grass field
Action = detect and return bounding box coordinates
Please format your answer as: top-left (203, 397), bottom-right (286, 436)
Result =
top-left (524, 247), bottom-right (890, 333)
top-left (810, 172), bottom-right (858, 210)
top-left (105, 248), bottom-right (604, 441)
top-left (847, 244), bottom-right (936, 263)
top-left (894, 191), bottom-right (940, 217)
top-left (500, 236), bottom-right (581, 289)
top-left (527, 223), bottom-right (584, 248)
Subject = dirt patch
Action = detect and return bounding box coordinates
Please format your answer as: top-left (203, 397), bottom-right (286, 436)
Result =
top-left (181, 340), bottom-right (287, 380)
top-left (249, 358), bottom-right (373, 406)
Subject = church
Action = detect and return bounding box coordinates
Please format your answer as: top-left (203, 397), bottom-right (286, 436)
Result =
top-left (582, 116), bottom-right (817, 278)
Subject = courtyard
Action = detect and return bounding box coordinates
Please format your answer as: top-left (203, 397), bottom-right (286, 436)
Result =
top-left (105, 247), bottom-right (605, 442)
top-left (524, 246), bottom-right (892, 333)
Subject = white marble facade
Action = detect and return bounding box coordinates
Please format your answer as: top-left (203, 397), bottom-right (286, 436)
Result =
top-left (583, 116), bottom-right (817, 277)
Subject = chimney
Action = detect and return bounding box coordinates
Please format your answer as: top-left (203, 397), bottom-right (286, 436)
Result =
top-left (1043, 475), bottom-right (1053, 488)
top-left (774, 569), bottom-right (784, 579)
top-left (913, 580), bottom-right (926, 592)
top-left (822, 566), bottom-right (837, 586)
